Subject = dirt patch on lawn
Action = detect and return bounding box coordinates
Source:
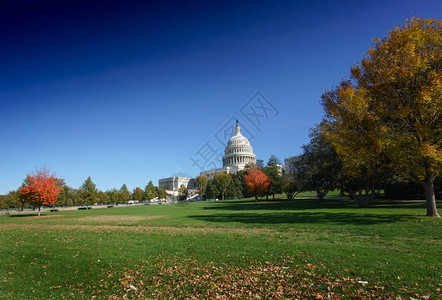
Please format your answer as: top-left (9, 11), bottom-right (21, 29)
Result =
top-left (0, 223), bottom-right (277, 236)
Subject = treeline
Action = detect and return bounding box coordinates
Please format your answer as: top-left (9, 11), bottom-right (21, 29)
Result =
top-left (285, 126), bottom-right (442, 207)
top-left (0, 177), bottom-right (162, 210)
top-left (193, 155), bottom-right (288, 201)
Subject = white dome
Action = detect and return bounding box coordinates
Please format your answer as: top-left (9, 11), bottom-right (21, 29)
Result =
top-left (222, 121), bottom-right (256, 168)
top-left (227, 125), bottom-right (251, 147)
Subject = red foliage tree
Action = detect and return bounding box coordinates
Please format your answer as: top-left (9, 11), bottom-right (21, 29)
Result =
top-left (243, 169), bottom-right (270, 203)
top-left (19, 168), bottom-right (63, 216)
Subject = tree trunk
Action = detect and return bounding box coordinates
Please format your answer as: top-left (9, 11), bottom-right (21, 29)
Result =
top-left (422, 177), bottom-right (440, 217)
top-left (272, 193), bottom-right (275, 200)
top-left (356, 190), bottom-right (372, 208)
top-left (38, 206), bottom-right (41, 217)
top-left (254, 195), bottom-right (258, 203)
top-left (222, 192), bottom-right (224, 200)
top-left (317, 190), bottom-right (327, 201)
top-left (266, 194), bottom-right (269, 201)
top-left (346, 189), bottom-right (355, 200)
top-left (356, 196), bottom-right (370, 208)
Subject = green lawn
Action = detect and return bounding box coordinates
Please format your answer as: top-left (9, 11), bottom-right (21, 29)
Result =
top-left (0, 198), bottom-right (440, 299)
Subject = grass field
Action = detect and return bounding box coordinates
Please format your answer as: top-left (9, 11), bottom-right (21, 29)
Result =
top-left (0, 198), bottom-right (440, 299)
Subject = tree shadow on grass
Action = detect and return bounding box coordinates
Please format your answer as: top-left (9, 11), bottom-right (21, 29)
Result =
top-left (189, 211), bottom-right (414, 226)
top-left (7, 213), bottom-right (40, 217)
top-left (206, 199), bottom-right (426, 212)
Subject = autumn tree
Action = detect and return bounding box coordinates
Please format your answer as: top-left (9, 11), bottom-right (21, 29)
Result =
top-left (195, 175), bottom-right (208, 200)
top-left (19, 168), bottom-right (63, 216)
top-left (321, 17), bottom-right (441, 216)
top-left (243, 169), bottom-right (270, 203)
top-left (78, 177), bottom-right (98, 207)
top-left (213, 173), bottom-right (232, 200)
top-left (119, 184), bottom-right (130, 203)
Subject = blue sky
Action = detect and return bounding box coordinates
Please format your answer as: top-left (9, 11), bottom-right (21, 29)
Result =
top-left (1, 0), bottom-right (440, 194)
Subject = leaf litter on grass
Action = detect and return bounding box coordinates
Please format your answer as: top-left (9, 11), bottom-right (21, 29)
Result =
top-left (95, 256), bottom-right (435, 299)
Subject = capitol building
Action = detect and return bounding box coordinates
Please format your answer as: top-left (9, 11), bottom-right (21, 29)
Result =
top-left (200, 120), bottom-right (256, 178)
top-left (159, 120), bottom-right (256, 192)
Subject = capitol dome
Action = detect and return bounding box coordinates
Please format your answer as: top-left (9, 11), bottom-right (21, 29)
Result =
top-left (222, 121), bottom-right (256, 168)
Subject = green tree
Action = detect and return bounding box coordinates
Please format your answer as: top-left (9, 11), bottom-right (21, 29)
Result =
top-left (235, 169), bottom-right (252, 198)
top-left (144, 181), bottom-right (158, 201)
top-left (205, 179), bottom-right (218, 199)
top-left (58, 186), bottom-right (77, 206)
top-left (225, 173), bottom-right (243, 199)
top-left (194, 175), bottom-right (208, 200)
top-left (264, 156), bottom-right (282, 200)
top-left (178, 184), bottom-right (188, 200)
top-left (267, 155), bottom-right (281, 167)
top-left (158, 187), bottom-right (168, 200)
top-left (97, 191), bottom-right (110, 204)
top-left (78, 177), bottom-right (98, 207)
top-left (281, 173), bottom-right (304, 200)
top-left (17, 177), bottom-right (31, 211)
top-left (107, 189), bottom-right (119, 204)
top-left (132, 187), bottom-right (144, 201)
top-left (213, 173), bottom-right (232, 200)
top-left (0, 195), bottom-right (6, 209)
top-left (300, 126), bottom-right (342, 201)
top-left (119, 184), bottom-right (130, 203)
top-left (321, 17), bottom-right (441, 216)
top-left (1, 191), bottom-right (20, 209)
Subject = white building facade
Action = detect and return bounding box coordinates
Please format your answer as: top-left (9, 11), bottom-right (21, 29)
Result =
top-left (158, 177), bottom-right (196, 192)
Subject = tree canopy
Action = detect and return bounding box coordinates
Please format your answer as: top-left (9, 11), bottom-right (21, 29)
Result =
top-left (321, 17), bottom-right (441, 216)
top-left (119, 184), bottom-right (130, 203)
top-left (78, 177), bottom-right (98, 206)
top-left (144, 181), bottom-right (158, 201)
top-left (19, 168), bottom-right (63, 216)
top-left (132, 187), bottom-right (144, 201)
top-left (178, 184), bottom-right (188, 200)
top-left (243, 169), bottom-right (270, 203)
top-left (195, 176), bottom-right (208, 200)
top-left (213, 173), bottom-right (232, 200)
top-left (158, 187), bottom-right (168, 200)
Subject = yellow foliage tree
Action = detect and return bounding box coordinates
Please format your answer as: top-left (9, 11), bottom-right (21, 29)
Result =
top-left (322, 17), bottom-right (441, 216)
